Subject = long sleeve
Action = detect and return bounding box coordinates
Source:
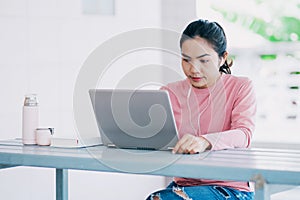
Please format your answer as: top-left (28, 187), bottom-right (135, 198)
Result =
top-left (162, 75), bottom-right (257, 151)
top-left (164, 75), bottom-right (256, 191)
top-left (202, 79), bottom-right (256, 150)
top-left (164, 74), bottom-right (256, 191)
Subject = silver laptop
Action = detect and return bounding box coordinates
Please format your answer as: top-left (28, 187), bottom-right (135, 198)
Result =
top-left (89, 89), bottom-right (179, 151)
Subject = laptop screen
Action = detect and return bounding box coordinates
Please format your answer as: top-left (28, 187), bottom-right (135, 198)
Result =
top-left (89, 89), bottom-right (179, 150)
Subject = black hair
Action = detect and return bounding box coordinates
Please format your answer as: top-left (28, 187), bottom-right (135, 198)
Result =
top-left (180, 19), bottom-right (232, 74)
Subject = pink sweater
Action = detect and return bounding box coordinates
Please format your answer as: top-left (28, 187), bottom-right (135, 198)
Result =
top-left (161, 73), bottom-right (256, 192)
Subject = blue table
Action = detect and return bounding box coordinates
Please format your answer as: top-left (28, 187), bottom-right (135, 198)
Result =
top-left (1, 142), bottom-right (300, 200)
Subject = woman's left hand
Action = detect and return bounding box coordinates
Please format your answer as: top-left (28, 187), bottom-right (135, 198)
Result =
top-left (172, 134), bottom-right (211, 154)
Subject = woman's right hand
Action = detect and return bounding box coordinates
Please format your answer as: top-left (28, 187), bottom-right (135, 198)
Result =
top-left (172, 134), bottom-right (212, 154)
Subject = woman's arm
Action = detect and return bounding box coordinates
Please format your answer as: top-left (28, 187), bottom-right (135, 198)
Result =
top-left (202, 79), bottom-right (257, 150)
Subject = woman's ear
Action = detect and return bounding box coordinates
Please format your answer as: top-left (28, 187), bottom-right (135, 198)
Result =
top-left (219, 51), bottom-right (228, 66)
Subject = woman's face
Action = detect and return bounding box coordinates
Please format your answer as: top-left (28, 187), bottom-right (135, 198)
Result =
top-left (181, 37), bottom-right (226, 89)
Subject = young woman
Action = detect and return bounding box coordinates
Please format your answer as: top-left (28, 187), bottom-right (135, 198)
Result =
top-left (146, 19), bottom-right (256, 200)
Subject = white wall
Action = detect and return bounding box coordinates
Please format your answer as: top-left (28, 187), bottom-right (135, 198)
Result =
top-left (0, 0), bottom-right (164, 140)
top-left (0, 0), bottom-right (168, 199)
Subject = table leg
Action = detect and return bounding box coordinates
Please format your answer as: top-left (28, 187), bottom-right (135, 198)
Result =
top-left (56, 169), bottom-right (68, 200)
top-left (255, 185), bottom-right (270, 200)
top-left (252, 174), bottom-right (270, 200)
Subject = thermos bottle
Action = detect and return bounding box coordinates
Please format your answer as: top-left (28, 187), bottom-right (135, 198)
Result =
top-left (22, 94), bottom-right (39, 145)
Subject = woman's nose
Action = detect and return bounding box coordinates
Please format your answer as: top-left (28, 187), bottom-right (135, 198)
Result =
top-left (189, 61), bottom-right (201, 73)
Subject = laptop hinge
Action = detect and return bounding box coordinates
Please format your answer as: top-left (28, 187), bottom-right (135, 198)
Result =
top-left (107, 143), bottom-right (116, 148)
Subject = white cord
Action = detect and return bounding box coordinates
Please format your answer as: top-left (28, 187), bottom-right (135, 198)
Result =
top-left (186, 74), bottom-right (226, 154)
top-left (187, 87), bottom-right (211, 136)
top-left (187, 86), bottom-right (196, 134)
top-left (187, 77), bottom-right (219, 136)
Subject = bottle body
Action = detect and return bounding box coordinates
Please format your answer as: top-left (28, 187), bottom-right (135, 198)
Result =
top-left (22, 95), bottom-right (39, 145)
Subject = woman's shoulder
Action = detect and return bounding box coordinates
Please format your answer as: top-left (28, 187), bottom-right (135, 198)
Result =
top-left (160, 79), bottom-right (190, 104)
top-left (221, 74), bottom-right (255, 98)
top-left (222, 73), bottom-right (253, 87)
top-left (161, 79), bottom-right (189, 93)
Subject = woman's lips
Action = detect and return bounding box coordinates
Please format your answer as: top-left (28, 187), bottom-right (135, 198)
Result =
top-left (191, 77), bottom-right (202, 82)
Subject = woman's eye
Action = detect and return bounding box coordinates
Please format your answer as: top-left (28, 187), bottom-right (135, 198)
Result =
top-left (200, 59), bottom-right (209, 63)
top-left (182, 58), bottom-right (190, 62)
